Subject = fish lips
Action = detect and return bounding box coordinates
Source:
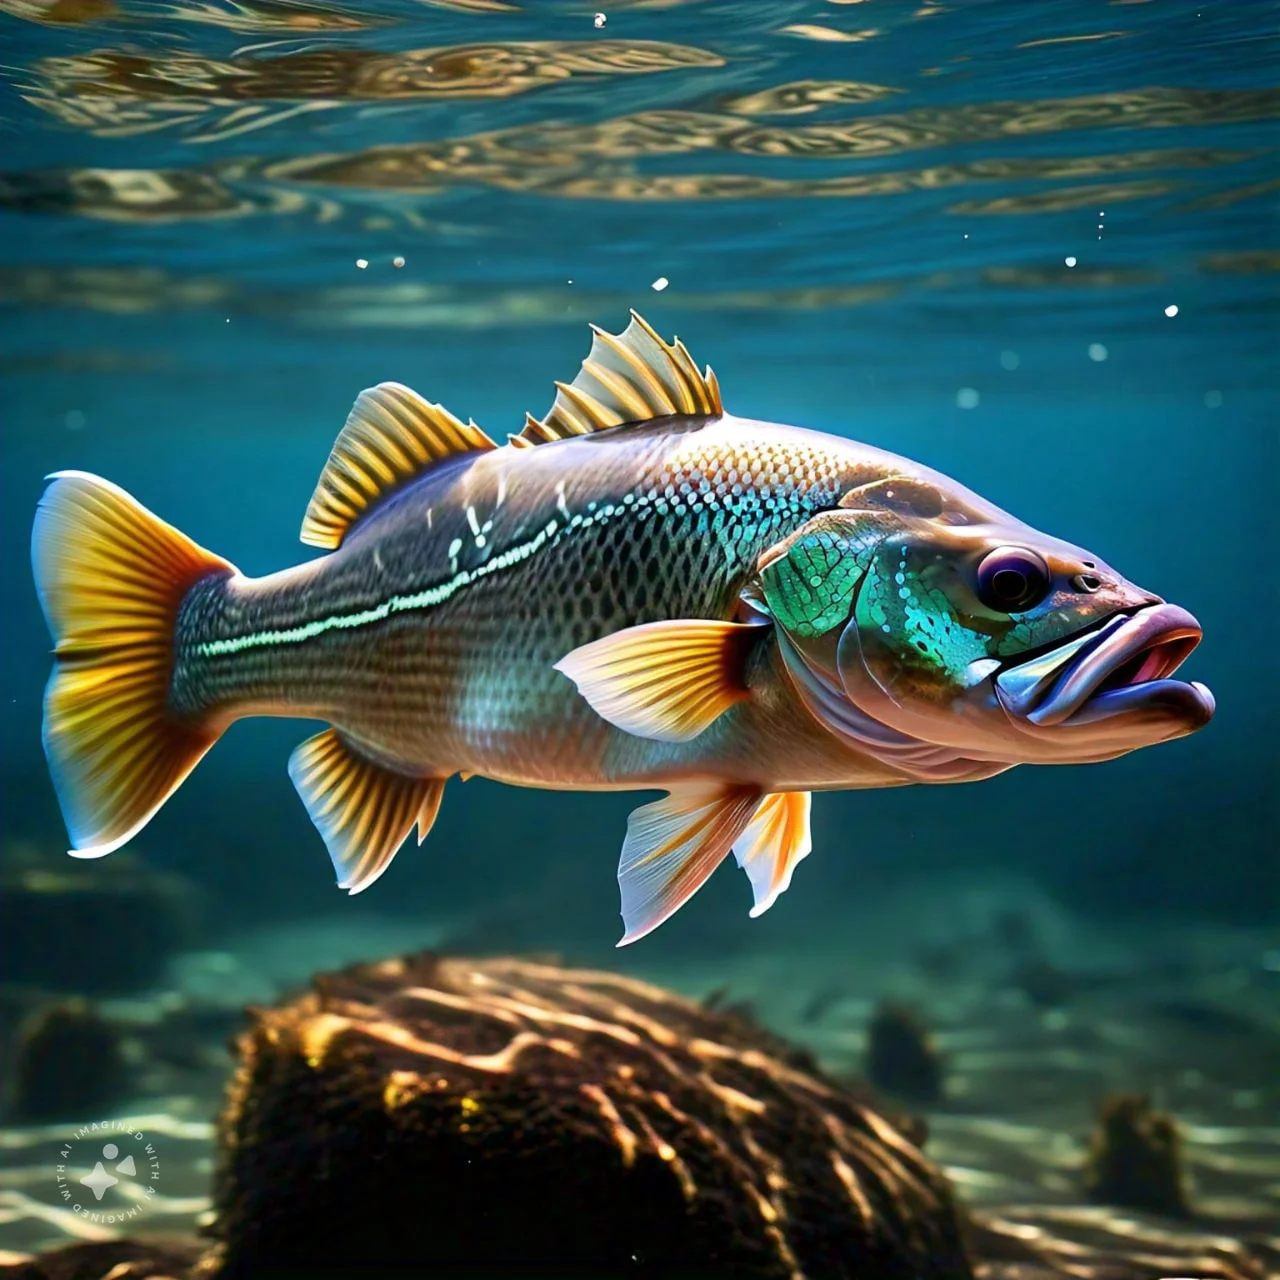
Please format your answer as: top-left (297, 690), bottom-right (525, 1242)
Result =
top-left (994, 603), bottom-right (1214, 731)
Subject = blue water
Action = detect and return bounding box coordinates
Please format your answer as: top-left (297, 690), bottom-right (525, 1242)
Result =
top-left (1, 0), bottom-right (1276, 954)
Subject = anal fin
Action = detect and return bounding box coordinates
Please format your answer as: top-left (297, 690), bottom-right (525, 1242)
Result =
top-left (732, 791), bottom-right (813, 918)
top-left (288, 729), bottom-right (445, 894)
top-left (555, 619), bottom-right (762, 743)
top-left (617, 783), bottom-right (761, 946)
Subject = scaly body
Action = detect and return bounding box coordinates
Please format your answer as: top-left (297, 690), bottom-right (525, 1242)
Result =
top-left (172, 417), bottom-right (917, 793)
top-left (31, 313), bottom-right (1214, 943)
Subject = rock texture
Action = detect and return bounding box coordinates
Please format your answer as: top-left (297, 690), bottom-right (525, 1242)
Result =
top-left (1082, 1093), bottom-right (1193, 1218)
top-left (864, 1002), bottom-right (945, 1103)
top-left (0, 1238), bottom-right (203, 1280)
top-left (5, 1000), bottom-right (127, 1123)
top-left (0, 843), bottom-right (201, 996)
top-left (204, 952), bottom-right (971, 1278)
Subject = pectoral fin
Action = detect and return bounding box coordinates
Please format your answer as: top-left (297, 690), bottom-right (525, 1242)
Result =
top-left (732, 791), bottom-right (813, 918)
top-left (617, 784), bottom-right (761, 945)
top-left (555, 619), bottom-right (762, 743)
top-left (288, 729), bottom-right (445, 894)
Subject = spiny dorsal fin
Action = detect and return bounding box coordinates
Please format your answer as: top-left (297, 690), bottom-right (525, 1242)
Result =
top-left (519, 310), bottom-right (723, 447)
top-left (301, 382), bottom-right (496, 549)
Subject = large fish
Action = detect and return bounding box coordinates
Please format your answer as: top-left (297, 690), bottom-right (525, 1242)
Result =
top-left (32, 313), bottom-right (1214, 943)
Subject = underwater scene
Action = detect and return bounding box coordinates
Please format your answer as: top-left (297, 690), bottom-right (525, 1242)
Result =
top-left (1, 0), bottom-right (1277, 1275)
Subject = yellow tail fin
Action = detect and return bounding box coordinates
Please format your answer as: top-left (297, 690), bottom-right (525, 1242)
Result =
top-left (31, 471), bottom-right (236, 857)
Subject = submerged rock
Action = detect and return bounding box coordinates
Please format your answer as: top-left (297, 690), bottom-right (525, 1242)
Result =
top-left (1082, 1093), bottom-right (1193, 1218)
top-left (2, 1238), bottom-right (203, 1280)
top-left (5, 999), bottom-right (127, 1123)
top-left (204, 952), bottom-right (972, 1278)
top-left (0, 843), bottom-right (202, 996)
top-left (865, 1003), bottom-right (945, 1104)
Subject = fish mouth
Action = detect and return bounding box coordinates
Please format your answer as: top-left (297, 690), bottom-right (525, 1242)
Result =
top-left (994, 603), bottom-right (1214, 730)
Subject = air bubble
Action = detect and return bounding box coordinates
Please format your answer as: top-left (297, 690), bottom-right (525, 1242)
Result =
top-left (1204, 389), bottom-right (1223, 408)
top-left (356, 258), bottom-right (368, 270)
top-left (956, 387), bottom-right (980, 409)
top-left (1064, 256), bottom-right (1077, 267)
top-left (651, 276), bottom-right (669, 291)
top-left (1164, 304), bottom-right (1179, 317)
top-left (999, 350), bottom-right (1020, 371)
top-left (1088, 343), bottom-right (1108, 362)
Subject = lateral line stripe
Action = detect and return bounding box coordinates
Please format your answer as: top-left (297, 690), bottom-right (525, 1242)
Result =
top-left (195, 475), bottom-right (813, 661)
top-left (195, 517), bottom-right (563, 658)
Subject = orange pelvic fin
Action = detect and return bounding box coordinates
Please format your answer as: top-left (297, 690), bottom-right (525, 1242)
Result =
top-left (616, 783), bottom-right (761, 946)
top-left (555, 619), bottom-right (761, 743)
top-left (288, 729), bottom-right (445, 894)
top-left (732, 791), bottom-right (814, 918)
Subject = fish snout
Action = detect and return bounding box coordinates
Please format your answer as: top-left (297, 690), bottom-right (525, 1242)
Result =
top-left (1047, 551), bottom-right (1162, 612)
top-left (995, 602), bottom-right (1213, 736)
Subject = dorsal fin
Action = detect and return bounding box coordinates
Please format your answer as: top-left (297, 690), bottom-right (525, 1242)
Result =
top-left (518, 310), bottom-right (723, 447)
top-left (301, 382), bottom-right (496, 549)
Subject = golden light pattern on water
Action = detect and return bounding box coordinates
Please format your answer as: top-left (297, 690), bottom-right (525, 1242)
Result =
top-left (721, 79), bottom-right (903, 115)
top-left (1, 265), bottom-right (235, 313)
top-left (419, 0), bottom-right (521, 12)
top-left (0, 0), bottom-right (117, 24)
top-left (1201, 251), bottom-right (1280, 275)
top-left (320, 88), bottom-right (1275, 171)
top-left (1, 1), bottom-right (1274, 324)
top-left (949, 181), bottom-right (1178, 217)
top-left (0, 117), bottom-right (1258, 222)
top-left (1177, 177), bottom-right (1280, 211)
top-left (781, 24), bottom-right (881, 43)
top-left (161, 0), bottom-right (384, 32)
top-left (1016, 31), bottom-right (1132, 49)
top-left (19, 40), bottom-right (725, 139)
top-left (7, 257), bottom-right (1223, 332)
top-left (981, 266), bottom-right (1161, 290)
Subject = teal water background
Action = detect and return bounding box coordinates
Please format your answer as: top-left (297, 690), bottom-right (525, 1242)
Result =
top-left (1, 0), bottom-right (1275, 956)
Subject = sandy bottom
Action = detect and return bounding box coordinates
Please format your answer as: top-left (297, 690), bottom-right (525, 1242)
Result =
top-left (1, 869), bottom-right (1276, 1270)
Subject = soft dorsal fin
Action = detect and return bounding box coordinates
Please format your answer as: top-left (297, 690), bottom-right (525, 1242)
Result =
top-left (518, 310), bottom-right (722, 447)
top-left (301, 382), bottom-right (496, 549)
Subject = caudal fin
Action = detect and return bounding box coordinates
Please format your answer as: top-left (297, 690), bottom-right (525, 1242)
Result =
top-left (31, 471), bottom-right (236, 858)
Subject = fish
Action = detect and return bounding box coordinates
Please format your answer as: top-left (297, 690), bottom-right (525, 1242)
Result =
top-left (30, 312), bottom-right (1215, 944)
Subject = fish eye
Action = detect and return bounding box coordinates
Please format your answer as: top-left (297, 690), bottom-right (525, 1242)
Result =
top-left (975, 547), bottom-right (1052, 613)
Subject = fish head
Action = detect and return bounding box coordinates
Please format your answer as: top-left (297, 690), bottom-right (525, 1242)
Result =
top-left (757, 475), bottom-right (1214, 767)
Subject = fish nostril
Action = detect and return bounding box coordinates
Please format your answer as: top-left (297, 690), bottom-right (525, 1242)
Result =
top-left (1071, 573), bottom-right (1102, 593)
